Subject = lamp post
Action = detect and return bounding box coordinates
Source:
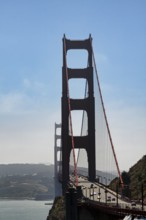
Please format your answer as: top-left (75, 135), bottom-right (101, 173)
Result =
top-left (108, 179), bottom-right (111, 186)
top-left (96, 175), bottom-right (100, 183)
top-left (142, 183), bottom-right (144, 211)
top-left (104, 177), bottom-right (107, 186)
top-left (89, 184), bottom-right (97, 200)
top-left (116, 183), bottom-right (119, 207)
top-left (93, 186), bottom-right (97, 200)
top-left (82, 186), bottom-right (86, 197)
top-left (98, 187), bottom-right (101, 202)
top-left (89, 187), bottom-right (91, 199)
top-left (86, 187), bottom-right (87, 197)
top-left (105, 189), bottom-right (107, 205)
top-left (141, 180), bottom-right (146, 211)
top-left (99, 176), bottom-right (103, 184)
top-left (97, 175), bottom-right (102, 184)
top-left (90, 184), bottom-right (93, 200)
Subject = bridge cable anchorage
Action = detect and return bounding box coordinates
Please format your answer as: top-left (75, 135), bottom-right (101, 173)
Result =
top-left (89, 35), bottom-right (124, 188)
top-left (63, 36), bottom-right (78, 187)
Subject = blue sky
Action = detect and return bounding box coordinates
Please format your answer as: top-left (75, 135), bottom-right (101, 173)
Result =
top-left (0, 0), bottom-right (146, 171)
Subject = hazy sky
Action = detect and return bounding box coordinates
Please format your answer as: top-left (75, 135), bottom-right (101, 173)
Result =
top-left (0, 0), bottom-right (146, 171)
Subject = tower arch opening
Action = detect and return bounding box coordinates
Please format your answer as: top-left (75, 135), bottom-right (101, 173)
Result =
top-left (67, 49), bottom-right (88, 68)
top-left (69, 110), bottom-right (88, 136)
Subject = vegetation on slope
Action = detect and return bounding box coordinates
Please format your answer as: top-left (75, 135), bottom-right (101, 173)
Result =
top-left (47, 196), bottom-right (65, 220)
top-left (0, 164), bottom-right (54, 199)
top-left (129, 155), bottom-right (146, 199)
top-left (110, 155), bottom-right (146, 200)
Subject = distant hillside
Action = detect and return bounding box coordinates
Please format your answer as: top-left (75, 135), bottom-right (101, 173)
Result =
top-left (110, 155), bottom-right (146, 200)
top-left (0, 164), bottom-right (54, 200)
top-left (0, 164), bottom-right (54, 176)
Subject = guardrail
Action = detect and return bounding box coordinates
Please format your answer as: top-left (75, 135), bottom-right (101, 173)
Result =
top-left (82, 199), bottom-right (146, 218)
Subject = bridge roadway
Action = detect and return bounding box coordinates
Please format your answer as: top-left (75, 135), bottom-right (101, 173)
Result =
top-left (76, 175), bottom-right (146, 212)
top-left (67, 175), bottom-right (146, 219)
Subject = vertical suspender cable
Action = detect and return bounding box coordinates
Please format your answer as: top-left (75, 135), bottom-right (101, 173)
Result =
top-left (90, 36), bottom-right (124, 188)
top-left (63, 36), bottom-right (78, 187)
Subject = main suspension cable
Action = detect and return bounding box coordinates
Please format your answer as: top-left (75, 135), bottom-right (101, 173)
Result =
top-left (89, 35), bottom-right (124, 188)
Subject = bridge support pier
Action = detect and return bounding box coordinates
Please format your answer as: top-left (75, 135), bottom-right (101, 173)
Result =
top-left (65, 187), bottom-right (78, 220)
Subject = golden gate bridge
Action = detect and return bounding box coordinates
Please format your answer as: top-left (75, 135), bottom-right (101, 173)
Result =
top-left (53, 35), bottom-right (146, 220)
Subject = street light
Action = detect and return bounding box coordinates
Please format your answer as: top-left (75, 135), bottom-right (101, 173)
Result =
top-left (85, 187), bottom-right (87, 197)
top-left (93, 186), bottom-right (97, 200)
top-left (98, 187), bottom-right (101, 202)
top-left (89, 184), bottom-right (97, 200)
top-left (116, 183), bottom-right (119, 207)
top-left (103, 177), bottom-right (107, 186)
top-left (105, 189), bottom-right (108, 204)
top-left (89, 187), bottom-right (91, 199)
top-left (82, 186), bottom-right (87, 197)
top-left (141, 181), bottom-right (146, 211)
top-left (98, 176), bottom-right (103, 184)
top-left (96, 175), bottom-right (103, 184)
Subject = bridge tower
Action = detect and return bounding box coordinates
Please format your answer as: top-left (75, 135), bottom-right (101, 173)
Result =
top-left (62, 35), bottom-right (96, 193)
top-left (54, 123), bottom-right (62, 197)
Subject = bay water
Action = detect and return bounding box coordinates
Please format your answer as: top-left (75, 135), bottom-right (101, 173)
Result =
top-left (0, 200), bottom-right (53, 220)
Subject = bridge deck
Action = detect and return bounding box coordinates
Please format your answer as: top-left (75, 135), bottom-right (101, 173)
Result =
top-left (73, 175), bottom-right (146, 218)
top-left (81, 199), bottom-right (146, 218)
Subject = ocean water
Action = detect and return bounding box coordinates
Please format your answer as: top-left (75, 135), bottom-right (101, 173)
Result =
top-left (0, 200), bottom-right (53, 220)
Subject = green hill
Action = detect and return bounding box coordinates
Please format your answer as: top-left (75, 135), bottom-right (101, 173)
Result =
top-left (110, 155), bottom-right (146, 200)
top-left (0, 164), bottom-right (54, 200)
top-left (129, 155), bottom-right (146, 199)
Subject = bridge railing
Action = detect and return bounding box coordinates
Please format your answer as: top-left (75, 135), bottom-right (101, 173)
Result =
top-left (82, 198), bottom-right (146, 218)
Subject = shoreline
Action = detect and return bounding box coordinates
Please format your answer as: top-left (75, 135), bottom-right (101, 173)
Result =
top-left (0, 197), bottom-right (54, 201)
